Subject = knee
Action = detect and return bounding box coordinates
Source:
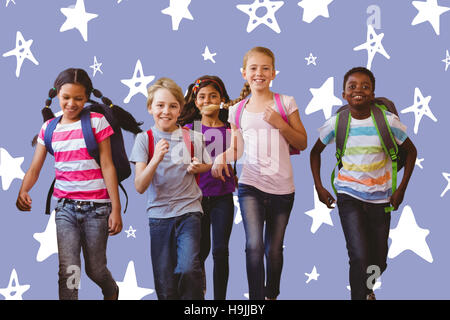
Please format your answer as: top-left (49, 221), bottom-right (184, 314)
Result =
top-left (212, 246), bottom-right (229, 261)
top-left (245, 241), bottom-right (264, 257)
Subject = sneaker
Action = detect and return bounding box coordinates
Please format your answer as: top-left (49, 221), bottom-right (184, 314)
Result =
top-left (366, 292), bottom-right (376, 300)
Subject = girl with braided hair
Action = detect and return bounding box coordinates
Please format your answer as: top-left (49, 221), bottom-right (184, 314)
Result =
top-left (16, 68), bottom-right (142, 300)
top-left (178, 75), bottom-right (235, 300)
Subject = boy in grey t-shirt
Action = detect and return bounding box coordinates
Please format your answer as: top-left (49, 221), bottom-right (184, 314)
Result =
top-left (130, 78), bottom-right (212, 300)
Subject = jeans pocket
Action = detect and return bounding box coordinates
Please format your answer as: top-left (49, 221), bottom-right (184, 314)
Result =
top-left (94, 204), bottom-right (111, 218)
top-left (149, 218), bottom-right (161, 227)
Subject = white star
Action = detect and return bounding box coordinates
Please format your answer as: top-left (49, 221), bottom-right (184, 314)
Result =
top-left (2, 31), bottom-right (39, 78)
top-left (440, 172), bottom-right (450, 197)
top-left (442, 49), bottom-right (450, 71)
top-left (0, 148), bottom-right (25, 190)
top-left (125, 225), bottom-right (137, 238)
top-left (202, 46), bottom-right (216, 64)
top-left (304, 266), bottom-right (320, 284)
top-left (33, 210), bottom-right (58, 262)
top-left (298, 0), bottom-right (333, 23)
top-left (0, 269), bottom-right (30, 300)
top-left (401, 87), bottom-right (437, 134)
top-left (161, 0), bottom-right (194, 31)
top-left (411, 0), bottom-right (450, 35)
top-left (5, 0), bottom-right (15, 7)
top-left (237, 0), bottom-right (284, 33)
top-left (120, 59), bottom-right (155, 104)
top-left (305, 53), bottom-right (317, 65)
top-left (388, 205), bottom-right (433, 263)
top-left (305, 77), bottom-right (342, 120)
top-left (233, 195), bottom-right (242, 224)
top-left (353, 24), bottom-right (390, 70)
top-left (304, 185), bottom-right (334, 234)
top-left (116, 261), bottom-right (154, 300)
top-left (415, 157), bottom-right (424, 169)
top-left (89, 56), bottom-right (103, 77)
top-left (60, 0), bottom-right (98, 42)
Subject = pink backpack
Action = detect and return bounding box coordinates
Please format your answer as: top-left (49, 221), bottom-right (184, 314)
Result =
top-left (234, 93), bottom-right (300, 155)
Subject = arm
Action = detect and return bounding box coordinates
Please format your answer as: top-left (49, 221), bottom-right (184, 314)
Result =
top-left (211, 123), bottom-right (245, 182)
top-left (98, 137), bottom-right (122, 235)
top-left (310, 138), bottom-right (335, 208)
top-left (390, 138), bottom-right (417, 210)
top-left (16, 143), bottom-right (47, 211)
top-left (265, 109), bottom-right (308, 151)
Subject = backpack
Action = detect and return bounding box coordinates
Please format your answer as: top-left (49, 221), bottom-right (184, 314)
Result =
top-left (332, 97), bottom-right (405, 212)
top-left (43, 104), bottom-right (131, 214)
top-left (235, 93), bottom-right (301, 155)
top-left (146, 127), bottom-right (200, 185)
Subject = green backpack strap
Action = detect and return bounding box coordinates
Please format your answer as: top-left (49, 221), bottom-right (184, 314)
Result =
top-left (370, 105), bottom-right (399, 212)
top-left (332, 108), bottom-right (351, 195)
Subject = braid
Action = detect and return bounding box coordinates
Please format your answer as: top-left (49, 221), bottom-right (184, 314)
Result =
top-left (92, 88), bottom-right (143, 135)
top-left (178, 83), bottom-right (202, 126)
top-left (223, 82), bottom-right (251, 108)
top-left (41, 87), bottom-right (57, 122)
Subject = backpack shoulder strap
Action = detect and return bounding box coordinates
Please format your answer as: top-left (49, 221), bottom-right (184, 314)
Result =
top-left (80, 110), bottom-right (100, 165)
top-left (181, 127), bottom-right (200, 185)
top-left (235, 98), bottom-right (248, 130)
top-left (146, 129), bottom-right (154, 163)
top-left (44, 116), bottom-right (62, 156)
top-left (335, 108), bottom-right (351, 162)
top-left (274, 93), bottom-right (288, 123)
top-left (45, 178), bottom-right (56, 215)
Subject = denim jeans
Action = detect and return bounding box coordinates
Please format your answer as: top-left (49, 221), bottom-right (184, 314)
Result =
top-left (199, 193), bottom-right (234, 300)
top-left (55, 199), bottom-right (117, 300)
top-left (238, 183), bottom-right (295, 300)
top-left (337, 193), bottom-right (391, 300)
top-left (149, 211), bottom-right (203, 300)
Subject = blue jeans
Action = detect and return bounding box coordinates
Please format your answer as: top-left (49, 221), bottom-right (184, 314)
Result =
top-left (200, 193), bottom-right (234, 300)
top-left (238, 183), bottom-right (295, 300)
top-left (337, 193), bottom-right (391, 300)
top-left (149, 212), bottom-right (203, 300)
top-left (55, 199), bottom-right (117, 300)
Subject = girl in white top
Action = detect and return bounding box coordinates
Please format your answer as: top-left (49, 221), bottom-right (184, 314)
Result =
top-left (212, 47), bottom-right (307, 300)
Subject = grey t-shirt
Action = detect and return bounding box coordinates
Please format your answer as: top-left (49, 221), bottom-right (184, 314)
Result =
top-left (129, 126), bottom-right (212, 219)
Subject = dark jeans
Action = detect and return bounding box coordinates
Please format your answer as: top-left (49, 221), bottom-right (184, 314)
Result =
top-left (55, 199), bottom-right (117, 300)
top-left (238, 183), bottom-right (294, 300)
top-left (337, 193), bottom-right (391, 300)
top-left (149, 212), bottom-right (204, 300)
top-left (199, 193), bottom-right (234, 300)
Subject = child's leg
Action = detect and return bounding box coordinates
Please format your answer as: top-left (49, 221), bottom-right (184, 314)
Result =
top-left (264, 192), bottom-right (295, 299)
top-left (336, 193), bottom-right (372, 300)
top-left (55, 201), bottom-right (82, 300)
top-left (174, 212), bottom-right (203, 300)
top-left (149, 217), bottom-right (178, 300)
top-left (238, 184), bottom-right (266, 300)
top-left (80, 203), bottom-right (118, 299)
top-left (199, 197), bottom-right (212, 295)
top-left (210, 193), bottom-right (234, 300)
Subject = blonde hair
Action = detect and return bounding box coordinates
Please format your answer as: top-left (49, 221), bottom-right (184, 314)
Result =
top-left (224, 46), bottom-right (276, 108)
top-left (147, 77), bottom-right (185, 109)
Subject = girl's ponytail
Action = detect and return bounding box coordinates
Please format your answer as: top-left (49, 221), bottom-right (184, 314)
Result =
top-left (223, 81), bottom-right (251, 108)
top-left (32, 88), bottom-right (58, 146)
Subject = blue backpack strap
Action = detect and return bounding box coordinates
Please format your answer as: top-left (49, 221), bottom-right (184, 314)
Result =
top-left (44, 116), bottom-right (62, 155)
top-left (80, 109), bottom-right (100, 165)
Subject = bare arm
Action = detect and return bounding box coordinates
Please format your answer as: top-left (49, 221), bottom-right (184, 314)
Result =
top-left (277, 110), bottom-right (308, 151)
top-left (16, 143), bottom-right (47, 211)
top-left (310, 138), bottom-right (335, 208)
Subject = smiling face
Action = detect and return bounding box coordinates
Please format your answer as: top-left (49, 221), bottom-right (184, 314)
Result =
top-left (242, 52), bottom-right (276, 92)
top-left (149, 88), bottom-right (182, 132)
top-left (342, 72), bottom-right (375, 109)
top-left (195, 85), bottom-right (223, 117)
top-left (58, 83), bottom-right (88, 122)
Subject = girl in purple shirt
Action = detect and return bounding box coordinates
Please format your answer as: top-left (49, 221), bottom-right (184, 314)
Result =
top-left (178, 75), bottom-right (235, 300)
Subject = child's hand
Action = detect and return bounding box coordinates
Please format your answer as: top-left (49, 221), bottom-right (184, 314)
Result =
top-left (16, 191), bottom-right (32, 211)
top-left (211, 156), bottom-right (230, 182)
top-left (187, 157), bottom-right (201, 174)
top-left (316, 186), bottom-right (336, 209)
top-left (390, 187), bottom-right (406, 211)
top-left (152, 139), bottom-right (169, 164)
top-left (108, 210), bottom-right (123, 236)
top-left (263, 106), bottom-right (285, 129)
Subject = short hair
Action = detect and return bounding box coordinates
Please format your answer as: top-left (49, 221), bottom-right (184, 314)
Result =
top-left (343, 67), bottom-right (376, 92)
top-left (147, 77), bottom-right (185, 109)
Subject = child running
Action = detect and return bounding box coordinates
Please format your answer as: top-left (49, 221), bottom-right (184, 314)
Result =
top-left (130, 77), bottom-right (212, 300)
top-left (178, 75), bottom-right (235, 300)
top-left (310, 67), bottom-right (417, 300)
top-left (212, 47), bottom-right (307, 300)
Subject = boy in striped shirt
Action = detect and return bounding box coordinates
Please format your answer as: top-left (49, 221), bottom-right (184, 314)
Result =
top-left (310, 67), bottom-right (417, 300)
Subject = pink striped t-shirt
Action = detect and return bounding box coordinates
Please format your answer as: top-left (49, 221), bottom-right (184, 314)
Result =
top-left (37, 112), bottom-right (114, 202)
